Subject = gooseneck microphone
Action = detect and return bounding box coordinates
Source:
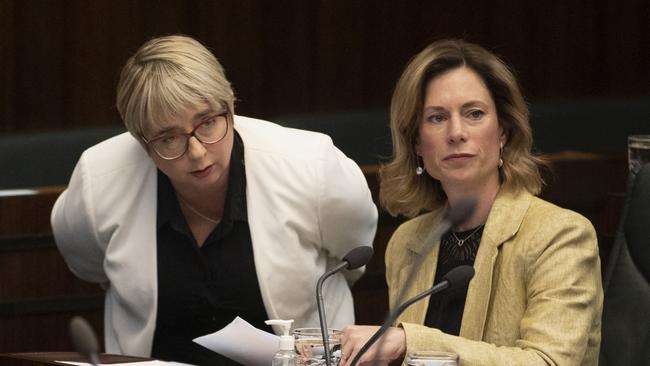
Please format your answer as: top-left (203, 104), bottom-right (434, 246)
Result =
top-left (349, 265), bottom-right (475, 366)
top-left (392, 265), bottom-right (474, 317)
top-left (317, 246), bottom-right (374, 366)
top-left (69, 316), bottom-right (100, 366)
top-left (350, 198), bottom-right (477, 366)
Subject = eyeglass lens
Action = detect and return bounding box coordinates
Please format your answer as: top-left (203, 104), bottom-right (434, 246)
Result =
top-left (151, 114), bottom-right (228, 159)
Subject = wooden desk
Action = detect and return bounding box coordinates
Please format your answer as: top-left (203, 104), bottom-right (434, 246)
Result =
top-left (0, 352), bottom-right (149, 365)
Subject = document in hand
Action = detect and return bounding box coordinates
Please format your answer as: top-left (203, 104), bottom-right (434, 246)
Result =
top-left (193, 316), bottom-right (279, 366)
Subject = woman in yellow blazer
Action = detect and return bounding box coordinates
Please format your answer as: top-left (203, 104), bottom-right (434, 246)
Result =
top-left (341, 40), bottom-right (603, 366)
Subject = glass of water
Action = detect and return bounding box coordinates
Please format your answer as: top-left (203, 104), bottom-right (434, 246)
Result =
top-left (628, 135), bottom-right (650, 176)
top-left (293, 327), bottom-right (342, 366)
top-left (406, 350), bottom-right (459, 366)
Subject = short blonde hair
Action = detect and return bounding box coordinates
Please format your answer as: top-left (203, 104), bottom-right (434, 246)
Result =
top-left (380, 39), bottom-right (546, 218)
top-left (116, 35), bottom-right (235, 139)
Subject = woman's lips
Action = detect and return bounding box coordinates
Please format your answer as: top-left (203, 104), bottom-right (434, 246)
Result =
top-left (191, 164), bottom-right (214, 178)
top-left (444, 153), bottom-right (474, 161)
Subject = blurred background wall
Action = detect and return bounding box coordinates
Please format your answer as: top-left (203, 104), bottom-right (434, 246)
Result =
top-left (1, 0), bottom-right (648, 133)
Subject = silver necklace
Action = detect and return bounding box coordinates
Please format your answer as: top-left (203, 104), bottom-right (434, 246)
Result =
top-left (451, 224), bottom-right (484, 247)
top-left (177, 195), bottom-right (220, 225)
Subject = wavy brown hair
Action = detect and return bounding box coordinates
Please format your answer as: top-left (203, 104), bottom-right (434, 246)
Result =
top-left (380, 40), bottom-right (546, 218)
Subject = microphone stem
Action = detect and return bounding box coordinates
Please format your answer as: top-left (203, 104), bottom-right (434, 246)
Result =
top-left (88, 353), bottom-right (99, 366)
top-left (357, 220), bottom-right (450, 363)
top-left (316, 262), bottom-right (348, 366)
top-left (349, 281), bottom-right (449, 366)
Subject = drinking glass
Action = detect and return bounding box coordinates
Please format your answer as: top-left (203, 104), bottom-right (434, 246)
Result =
top-left (293, 327), bottom-right (342, 366)
top-left (628, 135), bottom-right (650, 176)
top-left (406, 350), bottom-right (459, 366)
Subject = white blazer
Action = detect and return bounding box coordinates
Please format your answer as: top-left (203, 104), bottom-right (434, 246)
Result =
top-left (51, 116), bottom-right (378, 357)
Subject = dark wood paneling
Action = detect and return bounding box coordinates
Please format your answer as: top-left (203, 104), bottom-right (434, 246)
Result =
top-left (1, 1), bottom-right (649, 133)
top-left (0, 1), bottom-right (15, 131)
top-left (0, 311), bottom-right (104, 353)
top-left (0, 188), bottom-right (104, 353)
top-left (0, 244), bottom-right (103, 300)
top-left (0, 188), bottom-right (60, 236)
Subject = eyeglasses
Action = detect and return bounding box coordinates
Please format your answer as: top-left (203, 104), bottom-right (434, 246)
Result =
top-left (142, 112), bottom-right (230, 160)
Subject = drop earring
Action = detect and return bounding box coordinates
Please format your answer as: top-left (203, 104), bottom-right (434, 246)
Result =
top-left (416, 156), bottom-right (424, 175)
top-left (498, 142), bottom-right (504, 168)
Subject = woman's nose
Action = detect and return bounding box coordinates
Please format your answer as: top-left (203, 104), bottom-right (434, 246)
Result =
top-left (186, 136), bottom-right (207, 159)
top-left (447, 115), bottom-right (467, 143)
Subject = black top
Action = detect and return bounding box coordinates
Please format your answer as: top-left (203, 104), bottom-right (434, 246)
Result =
top-left (423, 225), bottom-right (484, 336)
top-left (151, 132), bottom-right (271, 366)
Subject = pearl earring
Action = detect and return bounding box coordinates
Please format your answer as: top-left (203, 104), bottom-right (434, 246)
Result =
top-left (416, 156), bottom-right (424, 175)
top-left (498, 142), bottom-right (504, 168)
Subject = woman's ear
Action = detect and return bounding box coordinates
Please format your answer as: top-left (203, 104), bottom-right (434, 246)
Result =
top-left (498, 125), bottom-right (507, 146)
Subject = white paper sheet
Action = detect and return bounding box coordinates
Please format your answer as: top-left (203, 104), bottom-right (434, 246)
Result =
top-left (193, 316), bottom-right (279, 366)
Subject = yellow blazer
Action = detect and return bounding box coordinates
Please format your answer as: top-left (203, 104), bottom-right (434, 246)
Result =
top-left (386, 189), bottom-right (603, 366)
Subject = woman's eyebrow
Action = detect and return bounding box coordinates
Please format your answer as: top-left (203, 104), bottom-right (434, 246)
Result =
top-left (422, 106), bottom-right (446, 113)
top-left (150, 126), bottom-right (183, 139)
top-left (461, 100), bottom-right (488, 109)
top-left (192, 109), bottom-right (216, 122)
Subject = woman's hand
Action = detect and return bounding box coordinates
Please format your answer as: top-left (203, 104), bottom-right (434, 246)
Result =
top-left (340, 325), bottom-right (406, 366)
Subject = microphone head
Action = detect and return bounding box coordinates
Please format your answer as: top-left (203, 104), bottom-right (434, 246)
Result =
top-left (69, 316), bottom-right (99, 359)
top-left (342, 246), bottom-right (374, 269)
top-left (442, 265), bottom-right (475, 290)
top-left (445, 198), bottom-right (477, 227)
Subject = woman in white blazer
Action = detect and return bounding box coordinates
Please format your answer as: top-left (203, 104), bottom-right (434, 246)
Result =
top-left (51, 35), bottom-right (377, 365)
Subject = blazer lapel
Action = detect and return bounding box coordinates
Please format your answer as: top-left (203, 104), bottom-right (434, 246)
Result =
top-left (459, 190), bottom-right (532, 340)
top-left (458, 228), bottom-right (499, 340)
